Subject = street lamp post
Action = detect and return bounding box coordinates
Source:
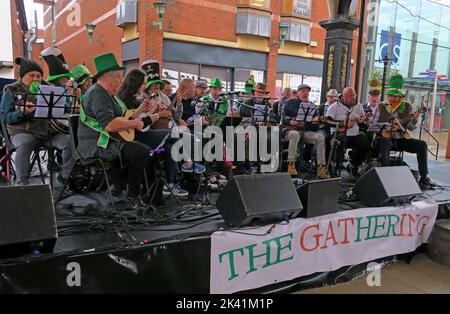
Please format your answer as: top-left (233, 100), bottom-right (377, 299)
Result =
top-left (376, 55), bottom-right (398, 102)
top-left (273, 24), bottom-right (290, 48)
top-left (86, 23), bottom-right (96, 45)
top-left (152, 2), bottom-right (168, 30)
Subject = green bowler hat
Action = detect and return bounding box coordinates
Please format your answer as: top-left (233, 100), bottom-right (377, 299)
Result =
top-left (71, 65), bottom-right (92, 86)
top-left (93, 53), bottom-right (125, 80)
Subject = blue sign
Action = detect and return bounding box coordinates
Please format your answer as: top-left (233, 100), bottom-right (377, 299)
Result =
top-left (379, 30), bottom-right (402, 66)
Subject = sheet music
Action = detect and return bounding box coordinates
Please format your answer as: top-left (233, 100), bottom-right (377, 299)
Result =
top-left (35, 85), bottom-right (66, 119)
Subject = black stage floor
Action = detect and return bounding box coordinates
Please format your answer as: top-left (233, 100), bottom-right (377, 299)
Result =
top-left (1, 159), bottom-right (449, 293)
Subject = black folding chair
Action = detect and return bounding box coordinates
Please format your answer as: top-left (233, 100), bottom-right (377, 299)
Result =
top-left (0, 113), bottom-right (46, 184)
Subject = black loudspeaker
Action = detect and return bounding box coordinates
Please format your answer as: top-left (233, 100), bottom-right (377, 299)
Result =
top-left (354, 166), bottom-right (422, 207)
top-left (0, 185), bottom-right (57, 258)
top-left (216, 173), bottom-right (303, 227)
top-left (297, 178), bottom-right (341, 218)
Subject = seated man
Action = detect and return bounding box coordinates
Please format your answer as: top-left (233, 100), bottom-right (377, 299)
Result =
top-left (373, 74), bottom-right (434, 189)
top-left (282, 84), bottom-right (329, 179)
top-left (77, 53), bottom-right (151, 208)
top-left (326, 87), bottom-right (371, 176)
top-left (0, 57), bottom-right (74, 186)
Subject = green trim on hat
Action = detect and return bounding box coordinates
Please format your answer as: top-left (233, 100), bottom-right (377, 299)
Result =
top-left (47, 72), bottom-right (74, 82)
top-left (146, 80), bottom-right (166, 90)
top-left (93, 53), bottom-right (125, 80)
top-left (209, 78), bottom-right (223, 89)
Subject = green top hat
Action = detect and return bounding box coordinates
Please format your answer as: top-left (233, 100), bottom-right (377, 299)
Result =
top-left (93, 53), bottom-right (125, 80)
top-left (386, 73), bottom-right (405, 97)
top-left (209, 78), bottom-right (223, 89)
top-left (71, 65), bottom-right (92, 86)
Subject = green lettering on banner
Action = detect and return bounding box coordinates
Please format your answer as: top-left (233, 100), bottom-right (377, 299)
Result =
top-left (355, 216), bottom-right (372, 242)
top-left (245, 233), bottom-right (294, 274)
top-left (385, 214), bottom-right (400, 237)
top-left (218, 247), bottom-right (245, 281)
top-left (369, 215), bottom-right (388, 240)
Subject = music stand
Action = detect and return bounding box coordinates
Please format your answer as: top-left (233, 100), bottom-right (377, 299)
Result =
top-left (22, 85), bottom-right (77, 188)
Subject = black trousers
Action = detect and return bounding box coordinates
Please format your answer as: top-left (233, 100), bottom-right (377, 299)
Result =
top-left (111, 141), bottom-right (149, 198)
top-left (379, 138), bottom-right (428, 178)
top-left (335, 133), bottom-right (371, 167)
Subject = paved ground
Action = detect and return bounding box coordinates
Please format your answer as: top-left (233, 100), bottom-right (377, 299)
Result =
top-left (296, 254), bottom-right (450, 294)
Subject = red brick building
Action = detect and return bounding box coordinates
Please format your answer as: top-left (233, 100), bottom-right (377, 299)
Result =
top-left (41, 0), bottom-right (364, 103)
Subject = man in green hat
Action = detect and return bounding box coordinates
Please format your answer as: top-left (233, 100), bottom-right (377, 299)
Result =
top-left (70, 65), bottom-right (93, 104)
top-left (77, 52), bottom-right (154, 209)
top-left (373, 73), bottom-right (435, 189)
top-left (201, 78), bottom-right (234, 125)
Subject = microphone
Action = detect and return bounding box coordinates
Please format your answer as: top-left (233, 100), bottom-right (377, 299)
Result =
top-left (219, 91), bottom-right (242, 97)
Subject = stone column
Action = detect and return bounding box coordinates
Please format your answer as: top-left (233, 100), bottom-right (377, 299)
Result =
top-left (320, 17), bottom-right (359, 103)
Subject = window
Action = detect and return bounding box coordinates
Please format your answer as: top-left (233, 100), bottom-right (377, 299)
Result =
top-left (200, 65), bottom-right (233, 92)
top-left (236, 13), bottom-right (271, 37)
top-left (162, 62), bottom-right (199, 90)
top-left (234, 69), bottom-right (265, 92)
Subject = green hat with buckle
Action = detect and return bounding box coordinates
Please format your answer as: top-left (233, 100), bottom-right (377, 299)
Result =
top-left (93, 53), bottom-right (125, 80)
top-left (386, 73), bottom-right (405, 97)
top-left (70, 65), bottom-right (92, 86)
top-left (209, 78), bottom-right (223, 89)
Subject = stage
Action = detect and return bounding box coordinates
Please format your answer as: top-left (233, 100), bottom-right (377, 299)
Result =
top-left (0, 158), bottom-right (449, 294)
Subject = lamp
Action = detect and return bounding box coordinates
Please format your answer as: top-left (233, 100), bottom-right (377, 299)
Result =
top-left (152, 1), bottom-right (167, 30)
top-left (86, 23), bottom-right (96, 44)
top-left (273, 24), bottom-right (290, 48)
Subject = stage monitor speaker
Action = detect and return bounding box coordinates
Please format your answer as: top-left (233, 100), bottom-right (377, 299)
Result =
top-left (297, 178), bottom-right (341, 218)
top-left (354, 166), bottom-right (422, 207)
top-left (0, 185), bottom-right (57, 258)
top-left (216, 173), bottom-right (303, 227)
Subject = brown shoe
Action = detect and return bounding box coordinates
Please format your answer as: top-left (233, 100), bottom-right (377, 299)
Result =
top-left (288, 161), bottom-right (298, 177)
top-left (317, 165), bottom-right (331, 180)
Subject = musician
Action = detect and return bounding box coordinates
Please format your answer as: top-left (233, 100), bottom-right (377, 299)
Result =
top-left (318, 89), bottom-right (339, 139)
top-left (282, 84), bottom-right (330, 179)
top-left (0, 57), bottom-right (74, 186)
top-left (363, 89), bottom-right (381, 115)
top-left (240, 83), bottom-right (274, 124)
top-left (195, 81), bottom-right (208, 98)
top-left (326, 87), bottom-right (371, 176)
top-left (202, 78), bottom-right (234, 123)
top-left (117, 69), bottom-right (191, 197)
top-left (373, 74), bottom-right (435, 189)
top-left (161, 80), bottom-right (173, 98)
top-left (70, 65), bottom-right (93, 105)
top-left (272, 87), bottom-right (293, 124)
top-left (41, 47), bottom-right (80, 103)
top-left (141, 60), bottom-right (171, 108)
top-left (77, 53), bottom-right (150, 208)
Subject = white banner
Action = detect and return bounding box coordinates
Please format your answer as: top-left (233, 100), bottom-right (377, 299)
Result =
top-left (210, 200), bottom-right (438, 294)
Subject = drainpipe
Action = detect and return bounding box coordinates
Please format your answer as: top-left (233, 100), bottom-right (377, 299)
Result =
top-left (25, 11), bottom-right (38, 59)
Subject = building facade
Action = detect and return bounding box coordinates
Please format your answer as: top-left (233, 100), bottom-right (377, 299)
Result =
top-left (42, 0), bottom-right (363, 105)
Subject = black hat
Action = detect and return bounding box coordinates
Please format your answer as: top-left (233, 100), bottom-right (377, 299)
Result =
top-left (41, 47), bottom-right (73, 82)
top-left (141, 60), bottom-right (165, 89)
top-left (15, 57), bottom-right (43, 78)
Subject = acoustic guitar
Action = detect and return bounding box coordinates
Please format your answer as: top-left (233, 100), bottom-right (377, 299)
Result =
top-left (114, 110), bottom-right (138, 142)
